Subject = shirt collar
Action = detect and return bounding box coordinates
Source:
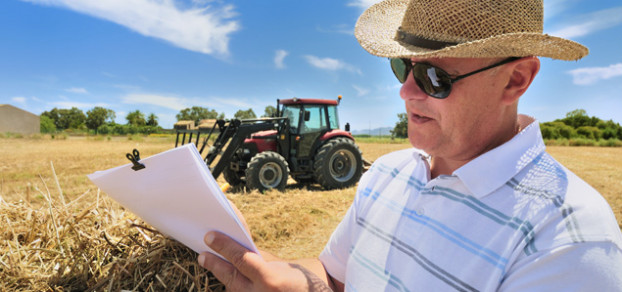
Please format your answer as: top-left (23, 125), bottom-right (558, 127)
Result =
top-left (453, 115), bottom-right (546, 198)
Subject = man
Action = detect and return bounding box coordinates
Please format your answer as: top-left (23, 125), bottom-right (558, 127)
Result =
top-left (198, 0), bottom-right (622, 291)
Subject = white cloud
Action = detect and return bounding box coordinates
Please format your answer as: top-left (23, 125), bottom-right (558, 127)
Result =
top-left (113, 84), bottom-right (142, 91)
top-left (316, 24), bottom-right (354, 35)
top-left (12, 96), bottom-right (27, 104)
top-left (543, 0), bottom-right (578, 20)
top-left (548, 7), bottom-right (622, 38)
top-left (122, 93), bottom-right (187, 111)
top-left (347, 0), bottom-right (382, 9)
top-left (274, 50), bottom-right (288, 69)
top-left (121, 93), bottom-right (254, 112)
top-left (207, 97), bottom-right (253, 109)
top-left (22, 0), bottom-right (240, 57)
top-left (66, 87), bottom-right (88, 94)
top-left (102, 72), bottom-right (116, 78)
top-left (352, 85), bottom-right (369, 96)
top-left (304, 55), bottom-right (361, 74)
top-left (567, 63), bottom-right (622, 85)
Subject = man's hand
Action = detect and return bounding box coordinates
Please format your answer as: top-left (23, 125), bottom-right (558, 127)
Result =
top-left (198, 231), bottom-right (332, 292)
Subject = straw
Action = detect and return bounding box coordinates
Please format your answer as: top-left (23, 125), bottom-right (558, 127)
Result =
top-left (1, 170), bottom-right (224, 291)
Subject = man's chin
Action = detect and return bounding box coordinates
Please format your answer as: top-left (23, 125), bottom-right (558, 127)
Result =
top-left (408, 135), bottom-right (431, 151)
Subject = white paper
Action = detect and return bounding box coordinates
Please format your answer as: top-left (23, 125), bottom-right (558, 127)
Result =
top-left (87, 143), bottom-right (258, 258)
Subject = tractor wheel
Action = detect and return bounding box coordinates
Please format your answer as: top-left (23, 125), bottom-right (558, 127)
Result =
top-left (313, 137), bottom-right (362, 190)
top-left (223, 167), bottom-right (244, 187)
top-left (246, 151), bottom-right (289, 192)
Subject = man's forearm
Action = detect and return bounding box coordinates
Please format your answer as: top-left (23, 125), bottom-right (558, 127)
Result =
top-left (261, 250), bottom-right (343, 292)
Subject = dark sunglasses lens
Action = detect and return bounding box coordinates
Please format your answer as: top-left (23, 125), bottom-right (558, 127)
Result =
top-left (412, 64), bottom-right (452, 99)
top-left (390, 58), bottom-right (409, 84)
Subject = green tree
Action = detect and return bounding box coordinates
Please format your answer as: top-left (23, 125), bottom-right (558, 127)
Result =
top-left (126, 110), bottom-right (146, 126)
top-left (595, 120), bottom-right (622, 140)
top-left (86, 107), bottom-right (116, 130)
top-left (97, 124), bottom-right (113, 135)
top-left (391, 113), bottom-right (408, 138)
top-left (41, 108), bottom-right (61, 129)
top-left (234, 108), bottom-right (257, 120)
top-left (67, 107), bottom-right (87, 129)
top-left (576, 126), bottom-right (602, 140)
top-left (40, 115), bottom-right (57, 133)
top-left (41, 107), bottom-right (85, 130)
top-left (45, 107), bottom-right (86, 129)
top-left (551, 122), bottom-right (577, 139)
top-left (146, 113), bottom-right (159, 127)
top-left (558, 109), bottom-right (592, 128)
top-left (540, 123), bottom-right (559, 140)
top-left (176, 106), bottom-right (221, 126)
top-left (262, 105), bottom-right (277, 118)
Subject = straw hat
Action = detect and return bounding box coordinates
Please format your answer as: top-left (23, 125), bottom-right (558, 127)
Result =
top-left (355, 0), bottom-right (588, 61)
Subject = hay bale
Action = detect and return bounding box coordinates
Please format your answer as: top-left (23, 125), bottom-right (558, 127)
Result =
top-left (0, 192), bottom-right (224, 291)
top-left (198, 119), bottom-right (217, 131)
top-left (174, 120), bottom-right (195, 130)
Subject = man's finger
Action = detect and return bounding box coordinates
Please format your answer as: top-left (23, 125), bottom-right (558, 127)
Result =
top-left (198, 251), bottom-right (252, 291)
top-left (204, 231), bottom-right (265, 281)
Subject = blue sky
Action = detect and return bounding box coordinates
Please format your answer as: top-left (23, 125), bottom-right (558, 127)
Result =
top-left (1, 0), bottom-right (621, 131)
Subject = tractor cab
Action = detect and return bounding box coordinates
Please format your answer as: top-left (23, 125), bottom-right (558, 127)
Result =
top-left (278, 96), bottom-right (353, 158)
top-left (280, 98), bottom-right (340, 136)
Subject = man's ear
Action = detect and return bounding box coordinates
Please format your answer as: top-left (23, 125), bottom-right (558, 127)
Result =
top-left (502, 57), bottom-right (540, 104)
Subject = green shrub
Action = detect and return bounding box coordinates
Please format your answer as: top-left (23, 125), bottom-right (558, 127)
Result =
top-left (10, 133), bottom-right (24, 139)
top-left (569, 138), bottom-right (596, 146)
top-left (51, 133), bottom-right (68, 140)
top-left (90, 135), bottom-right (106, 141)
top-left (97, 124), bottom-right (113, 135)
top-left (40, 115), bottom-right (57, 133)
top-left (540, 121), bottom-right (577, 139)
top-left (544, 139), bottom-right (569, 146)
top-left (598, 139), bottom-right (622, 147)
top-left (540, 124), bottom-right (560, 139)
top-left (576, 126), bottom-right (602, 140)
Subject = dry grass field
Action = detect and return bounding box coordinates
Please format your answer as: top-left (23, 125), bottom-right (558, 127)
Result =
top-left (1, 136), bottom-right (620, 290)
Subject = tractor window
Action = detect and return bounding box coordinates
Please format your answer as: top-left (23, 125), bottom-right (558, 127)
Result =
top-left (301, 105), bottom-right (326, 134)
top-left (327, 105), bottom-right (339, 129)
top-left (282, 105), bottom-right (300, 132)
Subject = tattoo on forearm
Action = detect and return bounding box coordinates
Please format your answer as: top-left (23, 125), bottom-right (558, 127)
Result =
top-left (288, 264), bottom-right (333, 292)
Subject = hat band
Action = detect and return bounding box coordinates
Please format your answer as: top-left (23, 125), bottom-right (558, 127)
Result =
top-left (396, 28), bottom-right (459, 50)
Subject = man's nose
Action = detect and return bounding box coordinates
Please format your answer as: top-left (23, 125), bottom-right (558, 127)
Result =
top-left (399, 72), bottom-right (427, 101)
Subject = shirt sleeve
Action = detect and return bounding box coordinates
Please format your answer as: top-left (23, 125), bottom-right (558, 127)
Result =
top-left (499, 241), bottom-right (622, 292)
top-left (318, 166), bottom-right (375, 283)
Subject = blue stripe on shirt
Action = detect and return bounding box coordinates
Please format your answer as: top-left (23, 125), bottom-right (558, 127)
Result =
top-left (368, 161), bottom-right (538, 261)
top-left (361, 187), bottom-right (509, 271)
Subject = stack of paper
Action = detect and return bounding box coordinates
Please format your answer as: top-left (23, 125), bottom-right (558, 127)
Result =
top-left (87, 144), bottom-right (257, 258)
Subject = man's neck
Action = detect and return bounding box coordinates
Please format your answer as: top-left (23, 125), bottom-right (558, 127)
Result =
top-left (428, 115), bottom-right (533, 179)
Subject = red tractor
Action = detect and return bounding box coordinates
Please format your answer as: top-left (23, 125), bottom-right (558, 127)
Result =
top-left (175, 96), bottom-right (369, 191)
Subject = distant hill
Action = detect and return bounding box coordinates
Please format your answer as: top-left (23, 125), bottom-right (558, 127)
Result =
top-left (350, 127), bottom-right (393, 136)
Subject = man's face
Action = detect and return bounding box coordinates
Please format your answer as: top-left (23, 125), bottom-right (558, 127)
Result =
top-left (399, 57), bottom-right (512, 162)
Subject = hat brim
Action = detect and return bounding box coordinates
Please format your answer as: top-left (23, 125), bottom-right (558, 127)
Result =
top-left (355, 0), bottom-right (588, 61)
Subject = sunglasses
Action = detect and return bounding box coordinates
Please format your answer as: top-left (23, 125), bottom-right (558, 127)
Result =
top-left (390, 57), bottom-right (520, 99)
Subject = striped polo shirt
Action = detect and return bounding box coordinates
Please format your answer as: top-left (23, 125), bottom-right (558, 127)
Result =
top-left (319, 119), bottom-right (622, 291)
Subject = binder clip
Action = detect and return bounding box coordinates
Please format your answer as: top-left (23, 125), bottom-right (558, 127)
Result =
top-left (126, 149), bottom-right (146, 171)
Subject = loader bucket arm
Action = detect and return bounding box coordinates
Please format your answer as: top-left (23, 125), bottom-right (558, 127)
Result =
top-left (204, 118), bottom-right (286, 179)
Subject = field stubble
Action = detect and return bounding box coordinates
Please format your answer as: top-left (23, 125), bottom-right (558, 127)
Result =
top-left (1, 137), bottom-right (620, 290)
